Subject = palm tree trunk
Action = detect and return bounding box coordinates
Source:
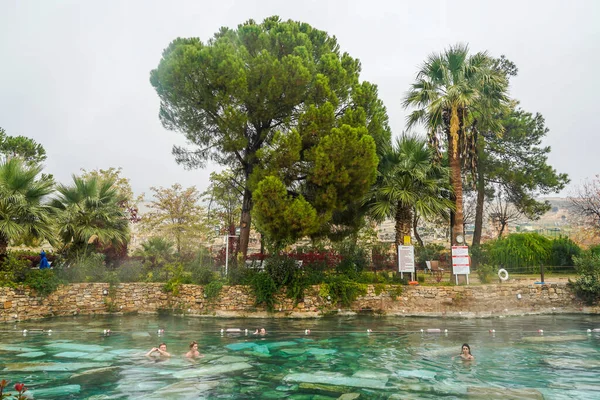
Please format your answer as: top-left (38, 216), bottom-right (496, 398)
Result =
top-left (472, 161), bottom-right (485, 246)
top-left (394, 202), bottom-right (413, 246)
top-left (448, 109), bottom-right (464, 245)
top-left (0, 234), bottom-right (8, 256)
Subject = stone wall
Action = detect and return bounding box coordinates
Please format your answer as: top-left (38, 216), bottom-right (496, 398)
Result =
top-left (0, 282), bottom-right (598, 322)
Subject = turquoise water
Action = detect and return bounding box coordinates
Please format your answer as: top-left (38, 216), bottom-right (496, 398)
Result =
top-left (1, 314), bottom-right (599, 399)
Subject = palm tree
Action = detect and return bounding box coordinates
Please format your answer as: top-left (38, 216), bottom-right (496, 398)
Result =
top-left (403, 44), bottom-right (509, 244)
top-left (0, 158), bottom-right (54, 254)
top-left (51, 175), bottom-right (129, 253)
top-left (367, 135), bottom-right (454, 249)
top-left (135, 237), bottom-right (175, 270)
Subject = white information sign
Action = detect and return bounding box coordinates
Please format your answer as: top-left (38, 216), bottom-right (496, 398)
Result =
top-left (452, 246), bottom-right (469, 257)
top-left (398, 246), bottom-right (415, 278)
top-left (451, 246), bottom-right (470, 284)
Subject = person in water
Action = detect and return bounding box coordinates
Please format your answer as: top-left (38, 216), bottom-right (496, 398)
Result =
top-left (146, 343), bottom-right (171, 357)
top-left (185, 340), bottom-right (202, 358)
top-left (253, 327), bottom-right (266, 335)
top-left (459, 343), bottom-right (475, 360)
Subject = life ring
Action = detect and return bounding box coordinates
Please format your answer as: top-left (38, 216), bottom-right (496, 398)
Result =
top-left (498, 268), bottom-right (509, 281)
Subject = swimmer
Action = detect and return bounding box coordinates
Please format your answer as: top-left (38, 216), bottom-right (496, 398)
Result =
top-left (253, 327), bottom-right (266, 335)
top-left (146, 343), bottom-right (171, 357)
top-left (185, 340), bottom-right (202, 358)
top-left (459, 343), bottom-right (474, 361)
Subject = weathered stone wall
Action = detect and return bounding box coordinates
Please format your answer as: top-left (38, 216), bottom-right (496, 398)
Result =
top-left (0, 282), bottom-right (598, 322)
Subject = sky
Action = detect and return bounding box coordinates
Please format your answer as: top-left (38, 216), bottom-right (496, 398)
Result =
top-left (1, 0), bottom-right (599, 199)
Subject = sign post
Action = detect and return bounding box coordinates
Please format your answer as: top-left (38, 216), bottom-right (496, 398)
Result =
top-left (398, 245), bottom-right (415, 281)
top-left (451, 246), bottom-right (470, 285)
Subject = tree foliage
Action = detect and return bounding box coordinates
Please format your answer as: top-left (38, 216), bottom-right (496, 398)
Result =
top-left (134, 236), bottom-right (175, 273)
top-left (569, 175), bottom-right (600, 231)
top-left (252, 176), bottom-right (319, 250)
top-left (141, 184), bottom-right (207, 255)
top-left (366, 134), bottom-right (453, 247)
top-left (486, 184), bottom-right (524, 238)
top-left (570, 251), bottom-right (600, 304)
top-left (0, 127), bottom-right (47, 164)
top-left (80, 167), bottom-right (143, 223)
top-left (51, 174), bottom-right (129, 253)
top-left (488, 232), bottom-right (551, 272)
top-left (476, 107), bottom-right (569, 239)
top-left (0, 158), bottom-right (55, 254)
top-left (404, 43), bottom-right (509, 245)
top-left (202, 170), bottom-right (243, 236)
top-left (150, 16), bottom-right (390, 255)
top-left (471, 58), bottom-right (568, 246)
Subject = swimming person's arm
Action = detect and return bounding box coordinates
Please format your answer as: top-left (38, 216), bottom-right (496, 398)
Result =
top-left (157, 348), bottom-right (171, 357)
top-left (146, 348), bottom-right (157, 357)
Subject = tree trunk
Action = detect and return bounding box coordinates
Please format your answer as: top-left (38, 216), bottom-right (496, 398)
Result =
top-left (175, 235), bottom-right (181, 255)
top-left (0, 234), bottom-right (8, 256)
top-left (238, 186), bottom-right (252, 258)
top-left (472, 161), bottom-right (485, 246)
top-left (394, 202), bottom-right (413, 246)
top-left (498, 222), bottom-right (506, 238)
top-left (413, 212), bottom-right (424, 247)
top-left (445, 106), bottom-right (465, 246)
top-left (449, 135), bottom-right (464, 246)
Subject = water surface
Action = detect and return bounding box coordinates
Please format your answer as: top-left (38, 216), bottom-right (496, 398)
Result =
top-left (1, 314), bottom-right (599, 399)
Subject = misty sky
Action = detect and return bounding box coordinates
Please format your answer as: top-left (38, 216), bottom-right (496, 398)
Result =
top-left (1, 0), bottom-right (598, 199)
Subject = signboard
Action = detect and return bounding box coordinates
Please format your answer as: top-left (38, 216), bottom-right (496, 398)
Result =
top-left (398, 245), bottom-right (415, 273)
top-left (452, 246), bottom-right (470, 276)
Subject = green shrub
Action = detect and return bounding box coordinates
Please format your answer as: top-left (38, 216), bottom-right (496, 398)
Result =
top-left (193, 246), bottom-right (214, 267)
top-left (417, 275), bottom-right (425, 284)
top-left (265, 255), bottom-right (298, 287)
top-left (162, 263), bottom-right (192, 296)
top-left (334, 242), bottom-right (369, 278)
top-left (569, 251), bottom-right (600, 304)
top-left (55, 252), bottom-right (107, 283)
top-left (570, 274), bottom-right (600, 305)
top-left (24, 269), bottom-right (62, 296)
top-left (390, 272), bottom-right (409, 284)
top-left (589, 244), bottom-right (600, 256)
top-left (163, 279), bottom-right (181, 295)
top-left (304, 267), bottom-right (326, 285)
top-left (187, 246), bottom-right (218, 284)
top-left (476, 263), bottom-right (496, 284)
top-left (357, 271), bottom-right (388, 284)
top-left (550, 236), bottom-right (581, 267)
top-left (192, 266), bottom-right (217, 285)
top-left (204, 280), bottom-right (224, 301)
top-left (470, 244), bottom-right (491, 268)
top-left (286, 275), bottom-right (309, 305)
top-left (227, 264), bottom-right (256, 285)
top-left (320, 275), bottom-right (367, 307)
top-left (387, 285), bottom-right (403, 297)
top-left (415, 243), bottom-right (445, 267)
top-left (488, 233), bottom-right (551, 273)
top-left (573, 251), bottom-right (600, 276)
top-left (373, 283), bottom-right (386, 295)
top-left (250, 272), bottom-right (278, 312)
top-left (0, 253), bottom-right (30, 285)
top-left (116, 260), bottom-right (144, 282)
top-left (283, 265), bottom-right (326, 305)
